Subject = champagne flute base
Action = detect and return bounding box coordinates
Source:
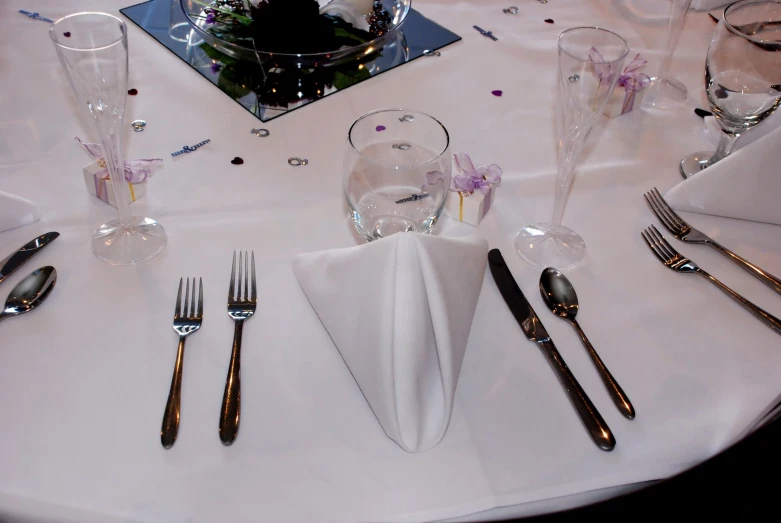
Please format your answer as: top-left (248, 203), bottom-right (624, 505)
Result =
top-left (680, 151), bottom-right (715, 179)
top-left (643, 77), bottom-right (688, 110)
top-left (91, 217), bottom-right (167, 265)
top-left (514, 223), bottom-right (587, 269)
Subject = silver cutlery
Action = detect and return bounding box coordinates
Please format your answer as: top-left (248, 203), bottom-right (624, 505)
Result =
top-left (488, 249), bottom-right (615, 451)
top-left (0, 232), bottom-right (59, 286)
top-left (220, 251), bottom-right (256, 445)
top-left (645, 188), bottom-right (781, 295)
top-left (0, 266), bottom-right (57, 324)
top-left (161, 277), bottom-right (203, 449)
top-left (642, 225), bottom-right (781, 335)
top-left (539, 268), bottom-right (635, 420)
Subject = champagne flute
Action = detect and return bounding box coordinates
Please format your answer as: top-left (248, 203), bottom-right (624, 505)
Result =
top-left (515, 28), bottom-right (629, 269)
top-left (680, 0), bottom-right (781, 179)
top-left (643, 0), bottom-right (693, 110)
top-left (50, 13), bottom-right (167, 264)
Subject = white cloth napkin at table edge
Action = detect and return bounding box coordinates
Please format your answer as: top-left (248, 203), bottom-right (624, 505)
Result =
top-left (702, 110), bottom-right (781, 149)
top-left (293, 232), bottom-right (489, 453)
top-left (665, 125), bottom-right (781, 225)
top-left (0, 191), bottom-right (42, 233)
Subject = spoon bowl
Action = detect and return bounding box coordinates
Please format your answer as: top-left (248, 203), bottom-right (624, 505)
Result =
top-left (0, 266), bottom-right (57, 323)
top-left (539, 267), bottom-right (635, 420)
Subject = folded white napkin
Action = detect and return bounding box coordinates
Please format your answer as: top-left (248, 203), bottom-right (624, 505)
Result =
top-left (293, 233), bottom-right (489, 452)
top-left (690, 0), bottom-right (731, 11)
top-left (665, 125), bottom-right (781, 225)
top-left (0, 191), bottom-right (41, 233)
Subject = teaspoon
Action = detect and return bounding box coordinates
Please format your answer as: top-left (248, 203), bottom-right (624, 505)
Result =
top-left (0, 266), bottom-right (57, 324)
top-left (539, 268), bottom-right (635, 420)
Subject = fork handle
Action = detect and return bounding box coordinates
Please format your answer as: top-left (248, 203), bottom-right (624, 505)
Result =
top-left (219, 320), bottom-right (243, 445)
top-left (700, 271), bottom-right (781, 335)
top-left (161, 335), bottom-right (186, 449)
top-left (707, 241), bottom-right (781, 295)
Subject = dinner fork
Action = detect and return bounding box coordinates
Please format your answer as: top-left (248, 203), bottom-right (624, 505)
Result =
top-left (644, 188), bottom-right (781, 295)
top-left (642, 226), bottom-right (781, 335)
top-left (161, 277), bottom-right (203, 449)
top-left (219, 251), bottom-right (256, 445)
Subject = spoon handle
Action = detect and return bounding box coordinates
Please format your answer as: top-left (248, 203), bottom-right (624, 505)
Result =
top-left (571, 320), bottom-right (635, 420)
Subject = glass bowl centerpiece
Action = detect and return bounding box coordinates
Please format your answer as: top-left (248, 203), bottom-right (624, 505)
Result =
top-left (181, 0), bottom-right (410, 67)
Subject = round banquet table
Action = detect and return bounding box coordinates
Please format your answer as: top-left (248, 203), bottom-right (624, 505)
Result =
top-left (2, 0), bottom-right (781, 522)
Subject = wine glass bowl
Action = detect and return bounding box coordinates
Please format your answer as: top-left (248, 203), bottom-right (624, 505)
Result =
top-left (344, 109), bottom-right (451, 242)
top-left (680, 0), bottom-right (781, 178)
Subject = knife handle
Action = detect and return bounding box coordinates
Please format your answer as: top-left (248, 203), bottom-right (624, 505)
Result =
top-left (537, 339), bottom-right (616, 451)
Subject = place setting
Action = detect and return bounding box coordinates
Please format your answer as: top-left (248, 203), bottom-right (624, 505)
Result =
top-left (3, 0), bottom-right (781, 521)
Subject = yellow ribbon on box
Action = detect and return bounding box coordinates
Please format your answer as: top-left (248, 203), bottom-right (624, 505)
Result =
top-left (94, 158), bottom-right (137, 202)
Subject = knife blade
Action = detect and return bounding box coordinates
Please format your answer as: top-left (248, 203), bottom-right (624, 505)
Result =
top-left (0, 232), bottom-right (60, 286)
top-left (487, 249), bottom-right (616, 451)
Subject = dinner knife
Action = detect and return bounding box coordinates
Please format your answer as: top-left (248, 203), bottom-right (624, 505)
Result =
top-left (487, 249), bottom-right (616, 452)
top-left (0, 232), bottom-right (60, 286)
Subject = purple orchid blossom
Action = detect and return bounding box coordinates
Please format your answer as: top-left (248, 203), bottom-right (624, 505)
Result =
top-left (450, 153), bottom-right (502, 195)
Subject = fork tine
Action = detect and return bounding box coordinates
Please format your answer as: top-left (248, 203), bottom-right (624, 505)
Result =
top-left (229, 251), bottom-right (236, 300)
top-left (648, 225), bottom-right (675, 260)
top-left (645, 191), bottom-right (681, 234)
top-left (191, 277), bottom-right (196, 318)
top-left (238, 250), bottom-right (244, 301)
top-left (244, 251), bottom-right (249, 302)
top-left (197, 278), bottom-right (203, 318)
top-left (251, 251), bottom-right (256, 301)
top-left (174, 278), bottom-right (183, 319)
top-left (184, 277), bottom-right (190, 318)
top-left (641, 230), bottom-right (667, 264)
top-left (652, 188), bottom-right (687, 229)
top-left (651, 225), bottom-right (679, 259)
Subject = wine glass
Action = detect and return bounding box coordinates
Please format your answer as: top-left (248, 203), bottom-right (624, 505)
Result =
top-left (643, 0), bottom-right (693, 110)
top-left (344, 109), bottom-right (451, 242)
top-left (515, 28), bottom-right (629, 269)
top-left (50, 13), bottom-right (167, 264)
top-left (680, 0), bottom-right (781, 179)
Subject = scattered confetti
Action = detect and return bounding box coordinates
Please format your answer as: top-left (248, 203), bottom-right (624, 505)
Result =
top-left (128, 88), bottom-right (138, 95)
top-left (376, 125), bottom-right (386, 132)
top-left (210, 63), bottom-right (221, 74)
top-left (231, 157), bottom-right (244, 165)
top-left (544, 19), bottom-right (554, 24)
top-left (171, 139), bottom-right (211, 157)
top-left (288, 157), bottom-right (308, 166)
top-left (694, 108), bottom-right (712, 118)
top-left (503, 6), bottom-right (519, 15)
top-left (19, 10), bottom-right (54, 23)
top-left (492, 90), bottom-right (503, 97)
top-left (250, 128), bottom-right (270, 137)
top-left (473, 25), bottom-right (498, 41)
top-left (63, 32), bottom-right (71, 38)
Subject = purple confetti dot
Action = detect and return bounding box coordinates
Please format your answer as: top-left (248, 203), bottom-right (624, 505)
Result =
top-left (545, 19), bottom-right (554, 24)
top-left (231, 157), bottom-right (244, 165)
top-left (492, 90), bottom-right (503, 97)
top-left (63, 31), bottom-right (71, 37)
top-left (127, 88), bottom-right (138, 96)
top-left (376, 125), bottom-right (386, 132)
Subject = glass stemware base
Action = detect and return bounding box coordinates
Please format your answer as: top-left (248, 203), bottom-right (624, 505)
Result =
top-left (514, 223), bottom-right (587, 269)
top-left (679, 151), bottom-right (715, 179)
top-left (92, 217), bottom-right (167, 265)
top-left (643, 77), bottom-right (688, 110)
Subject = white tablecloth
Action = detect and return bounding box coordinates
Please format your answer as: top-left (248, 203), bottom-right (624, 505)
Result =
top-left (2, 1), bottom-right (781, 522)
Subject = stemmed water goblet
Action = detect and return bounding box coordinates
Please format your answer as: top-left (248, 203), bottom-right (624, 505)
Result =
top-left (515, 27), bottom-right (629, 269)
top-left (50, 12), bottom-right (167, 264)
top-left (680, 0), bottom-right (781, 178)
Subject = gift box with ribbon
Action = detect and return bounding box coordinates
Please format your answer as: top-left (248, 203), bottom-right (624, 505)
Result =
top-left (598, 52), bottom-right (651, 118)
top-left (443, 153), bottom-right (502, 226)
top-left (77, 138), bottom-right (161, 208)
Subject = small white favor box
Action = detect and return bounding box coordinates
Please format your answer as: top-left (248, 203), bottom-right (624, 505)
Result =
top-left (83, 159), bottom-right (146, 208)
top-left (444, 187), bottom-right (494, 226)
top-left (603, 87), bottom-right (645, 118)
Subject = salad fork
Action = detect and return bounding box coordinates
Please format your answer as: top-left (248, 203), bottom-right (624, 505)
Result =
top-left (220, 251), bottom-right (256, 445)
top-left (642, 225), bottom-right (781, 335)
top-left (161, 277), bottom-right (203, 449)
top-left (644, 187), bottom-right (781, 295)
